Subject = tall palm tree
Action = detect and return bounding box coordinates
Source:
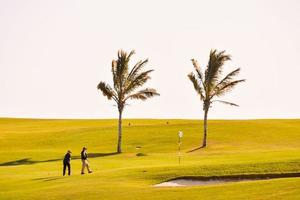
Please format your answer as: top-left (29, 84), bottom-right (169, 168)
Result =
top-left (97, 50), bottom-right (159, 153)
top-left (188, 49), bottom-right (245, 147)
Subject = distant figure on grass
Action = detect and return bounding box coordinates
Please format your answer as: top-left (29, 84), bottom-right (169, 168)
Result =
top-left (81, 147), bottom-right (92, 174)
top-left (63, 150), bottom-right (71, 176)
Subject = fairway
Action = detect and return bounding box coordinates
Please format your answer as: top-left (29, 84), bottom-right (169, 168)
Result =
top-left (0, 118), bottom-right (300, 200)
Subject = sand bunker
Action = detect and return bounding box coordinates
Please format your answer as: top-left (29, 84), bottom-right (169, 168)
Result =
top-left (154, 173), bottom-right (300, 187)
top-left (155, 179), bottom-right (232, 187)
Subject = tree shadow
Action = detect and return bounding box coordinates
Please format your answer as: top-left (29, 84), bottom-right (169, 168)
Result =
top-left (72, 152), bottom-right (119, 159)
top-left (186, 146), bottom-right (205, 153)
top-left (0, 152), bottom-right (119, 167)
top-left (89, 152), bottom-right (119, 157)
top-left (32, 176), bottom-right (63, 182)
top-left (0, 158), bottom-right (61, 166)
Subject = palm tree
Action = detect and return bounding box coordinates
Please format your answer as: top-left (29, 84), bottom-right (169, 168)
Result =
top-left (97, 50), bottom-right (159, 153)
top-left (188, 49), bottom-right (245, 147)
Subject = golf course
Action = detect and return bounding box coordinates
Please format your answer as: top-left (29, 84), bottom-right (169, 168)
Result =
top-left (0, 118), bottom-right (299, 200)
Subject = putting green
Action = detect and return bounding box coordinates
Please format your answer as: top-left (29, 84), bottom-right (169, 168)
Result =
top-left (0, 118), bottom-right (300, 200)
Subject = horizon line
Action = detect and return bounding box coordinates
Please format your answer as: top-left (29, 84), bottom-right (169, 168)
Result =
top-left (1, 117), bottom-right (300, 121)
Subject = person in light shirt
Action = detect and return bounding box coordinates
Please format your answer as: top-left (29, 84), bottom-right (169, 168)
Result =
top-left (81, 147), bottom-right (92, 174)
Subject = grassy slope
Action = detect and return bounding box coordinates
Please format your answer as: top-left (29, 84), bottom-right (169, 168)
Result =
top-left (0, 118), bottom-right (299, 200)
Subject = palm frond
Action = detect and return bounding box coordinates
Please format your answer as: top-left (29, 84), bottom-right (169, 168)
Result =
top-left (205, 50), bottom-right (231, 94)
top-left (191, 59), bottom-right (205, 87)
top-left (115, 50), bottom-right (134, 89)
top-left (124, 69), bottom-right (154, 95)
top-left (213, 68), bottom-right (241, 93)
top-left (126, 50), bottom-right (135, 62)
top-left (126, 59), bottom-right (149, 86)
top-left (111, 60), bottom-right (120, 92)
top-left (99, 50), bottom-right (159, 113)
top-left (125, 88), bottom-right (160, 101)
top-left (188, 72), bottom-right (205, 100)
top-left (217, 68), bottom-right (240, 85)
top-left (214, 79), bottom-right (246, 97)
top-left (97, 81), bottom-right (118, 102)
top-left (188, 49), bottom-right (245, 109)
top-left (212, 100), bottom-right (239, 106)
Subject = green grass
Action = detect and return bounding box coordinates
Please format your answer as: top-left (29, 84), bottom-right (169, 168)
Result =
top-left (0, 118), bottom-right (300, 200)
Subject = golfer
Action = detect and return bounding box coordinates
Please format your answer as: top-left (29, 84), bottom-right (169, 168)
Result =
top-left (81, 147), bottom-right (92, 174)
top-left (63, 150), bottom-right (71, 176)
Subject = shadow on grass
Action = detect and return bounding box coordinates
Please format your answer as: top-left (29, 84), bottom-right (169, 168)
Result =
top-left (0, 152), bottom-right (119, 167)
top-left (72, 152), bottom-right (119, 159)
top-left (0, 158), bottom-right (61, 166)
top-left (186, 146), bottom-right (205, 153)
top-left (32, 176), bottom-right (64, 182)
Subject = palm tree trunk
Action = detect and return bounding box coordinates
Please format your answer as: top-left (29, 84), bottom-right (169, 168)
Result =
top-left (117, 111), bottom-right (122, 153)
top-left (202, 109), bottom-right (208, 147)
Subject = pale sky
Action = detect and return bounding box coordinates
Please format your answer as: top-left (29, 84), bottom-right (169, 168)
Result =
top-left (1, 0), bottom-right (300, 119)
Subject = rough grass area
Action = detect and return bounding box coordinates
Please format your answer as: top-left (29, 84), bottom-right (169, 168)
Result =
top-left (0, 118), bottom-right (300, 200)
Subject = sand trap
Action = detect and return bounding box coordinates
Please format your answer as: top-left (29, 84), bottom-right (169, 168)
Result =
top-left (155, 179), bottom-right (231, 187)
top-left (154, 173), bottom-right (300, 187)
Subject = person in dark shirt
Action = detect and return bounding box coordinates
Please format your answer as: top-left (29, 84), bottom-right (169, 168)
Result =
top-left (63, 150), bottom-right (71, 176)
top-left (81, 147), bottom-right (92, 174)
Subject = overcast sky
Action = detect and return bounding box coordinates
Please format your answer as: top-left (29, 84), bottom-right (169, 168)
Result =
top-left (1, 0), bottom-right (300, 119)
